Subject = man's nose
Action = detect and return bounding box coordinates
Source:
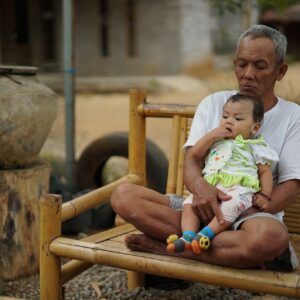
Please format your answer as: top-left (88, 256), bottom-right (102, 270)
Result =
top-left (244, 65), bottom-right (255, 79)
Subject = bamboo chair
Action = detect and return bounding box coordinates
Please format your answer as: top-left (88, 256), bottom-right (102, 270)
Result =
top-left (40, 89), bottom-right (300, 299)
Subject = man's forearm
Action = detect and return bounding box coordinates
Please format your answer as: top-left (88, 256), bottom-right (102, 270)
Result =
top-left (268, 179), bottom-right (300, 214)
top-left (183, 148), bottom-right (205, 193)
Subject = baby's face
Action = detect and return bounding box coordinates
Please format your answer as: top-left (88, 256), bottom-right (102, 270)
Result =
top-left (220, 100), bottom-right (260, 139)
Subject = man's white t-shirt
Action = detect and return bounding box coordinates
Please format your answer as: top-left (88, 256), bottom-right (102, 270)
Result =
top-left (184, 90), bottom-right (300, 219)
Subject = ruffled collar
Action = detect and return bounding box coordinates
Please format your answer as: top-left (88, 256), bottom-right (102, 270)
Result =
top-left (234, 134), bottom-right (265, 145)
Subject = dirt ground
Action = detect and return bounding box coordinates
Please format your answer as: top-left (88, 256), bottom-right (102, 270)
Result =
top-left (41, 62), bottom-right (300, 165)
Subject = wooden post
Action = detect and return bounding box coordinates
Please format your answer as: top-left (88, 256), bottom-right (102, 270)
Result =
top-left (166, 116), bottom-right (180, 194)
top-left (176, 117), bottom-right (187, 195)
top-left (40, 194), bottom-right (62, 300)
top-left (0, 161), bottom-right (50, 279)
top-left (129, 89), bottom-right (146, 184)
top-left (127, 89), bottom-right (146, 290)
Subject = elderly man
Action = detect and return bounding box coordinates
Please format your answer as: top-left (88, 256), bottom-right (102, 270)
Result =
top-left (111, 25), bottom-right (300, 270)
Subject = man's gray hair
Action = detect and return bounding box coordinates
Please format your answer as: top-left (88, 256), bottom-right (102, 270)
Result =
top-left (237, 24), bottom-right (287, 65)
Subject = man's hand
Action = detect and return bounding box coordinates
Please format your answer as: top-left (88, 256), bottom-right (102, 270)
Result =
top-left (192, 177), bottom-right (231, 225)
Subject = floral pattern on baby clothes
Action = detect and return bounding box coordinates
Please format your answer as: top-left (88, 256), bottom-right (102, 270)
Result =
top-left (203, 135), bottom-right (279, 191)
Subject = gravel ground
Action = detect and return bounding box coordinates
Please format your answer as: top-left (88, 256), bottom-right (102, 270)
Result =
top-left (1, 264), bottom-right (296, 300)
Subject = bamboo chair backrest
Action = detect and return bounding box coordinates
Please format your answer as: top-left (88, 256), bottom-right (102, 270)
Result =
top-left (284, 195), bottom-right (300, 234)
top-left (165, 115), bottom-right (300, 235)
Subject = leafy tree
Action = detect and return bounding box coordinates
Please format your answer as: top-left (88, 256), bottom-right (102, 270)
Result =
top-left (209, 0), bottom-right (300, 15)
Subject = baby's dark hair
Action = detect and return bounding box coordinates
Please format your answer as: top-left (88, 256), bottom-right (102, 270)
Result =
top-left (226, 93), bottom-right (264, 123)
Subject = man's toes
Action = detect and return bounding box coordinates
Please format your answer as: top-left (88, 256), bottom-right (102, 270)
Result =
top-left (124, 233), bottom-right (167, 254)
top-left (125, 233), bottom-right (139, 243)
top-left (124, 234), bottom-right (143, 249)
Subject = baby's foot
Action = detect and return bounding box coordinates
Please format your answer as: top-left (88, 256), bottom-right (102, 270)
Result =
top-left (166, 230), bottom-right (196, 253)
top-left (191, 226), bottom-right (215, 254)
top-left (191, 235), bottom-right (210, 254)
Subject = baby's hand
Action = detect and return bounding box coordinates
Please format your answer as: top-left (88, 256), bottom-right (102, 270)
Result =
top-left (209, 126), bottom-right (233, 141)
top-left (252, 193), bottom-right (271, 212)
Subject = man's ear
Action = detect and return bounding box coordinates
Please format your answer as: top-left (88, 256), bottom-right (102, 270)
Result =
top-left (276, 63), bottom-right (288, 81)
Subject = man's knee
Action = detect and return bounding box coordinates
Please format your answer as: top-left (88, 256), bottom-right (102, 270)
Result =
top-left (260, 225), bottom-right (289, 257)
top-left (243, 224), bottom-right (289, 262)
top-left (111, 182), bottom-right (135, 215)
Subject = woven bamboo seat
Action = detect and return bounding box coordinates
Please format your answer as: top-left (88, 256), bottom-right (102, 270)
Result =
top-left (39, 89), bottom-right (300, 299)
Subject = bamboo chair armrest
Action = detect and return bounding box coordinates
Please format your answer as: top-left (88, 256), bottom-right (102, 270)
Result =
top-left (61, 173), bottom-right (142, 221)
top-left (137, 102), bottom-right (196, 118)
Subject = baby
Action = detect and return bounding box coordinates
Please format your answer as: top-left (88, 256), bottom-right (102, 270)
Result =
top-left (167, 93), bottom-right (279, 254)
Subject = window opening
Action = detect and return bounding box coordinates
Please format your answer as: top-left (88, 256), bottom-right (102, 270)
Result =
top-left (16, 0), bottom-right (29, 44)
top-left (99, 0), bottom-right (109, 57)
top-left (41, 0), bottom-right (55, 61)
top-left (126, 0), bottom-right (136, 57)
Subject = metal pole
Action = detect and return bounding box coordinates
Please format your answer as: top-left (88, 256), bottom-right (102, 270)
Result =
top-left (63, 0), bottom-right (75, 192)
top-left (0, 7), bottom-right (2, 63)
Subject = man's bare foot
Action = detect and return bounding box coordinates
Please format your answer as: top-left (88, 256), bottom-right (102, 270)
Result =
top-left (125, 234), bottom-right (168, 255)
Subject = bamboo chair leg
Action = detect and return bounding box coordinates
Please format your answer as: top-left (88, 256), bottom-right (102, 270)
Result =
top-left (128, 271), bottom-right (145, 290)
top-left (40, 194), bottom-right (62, 300)
top-left (127, 89), bottom-right (147, 289)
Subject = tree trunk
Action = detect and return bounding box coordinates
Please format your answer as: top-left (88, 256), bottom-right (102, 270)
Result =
top-left (0, 160), bottom-right (50, 280)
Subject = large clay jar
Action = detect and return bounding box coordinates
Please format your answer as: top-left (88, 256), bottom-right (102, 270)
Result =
top-left (0, 65), bottom-right (58, 169)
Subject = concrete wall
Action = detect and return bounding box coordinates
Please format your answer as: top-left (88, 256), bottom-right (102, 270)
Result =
top-left (2, 0), bottom-right (252, 76)
top-left (74, 0), bottom-right (211, 76)
top-left (75, 0), bottom-right (182, 75)
top-left (179, 0), bottom-right (212, 68)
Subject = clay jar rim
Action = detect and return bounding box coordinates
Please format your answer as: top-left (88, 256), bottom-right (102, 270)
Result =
top-left (0, 65), bottom-right (38, 76)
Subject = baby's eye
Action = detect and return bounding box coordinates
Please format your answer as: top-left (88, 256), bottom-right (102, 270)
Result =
top-left (235, 117), bottom-right (243, 121)
top-left (222, 115), bottom-right (228, 119)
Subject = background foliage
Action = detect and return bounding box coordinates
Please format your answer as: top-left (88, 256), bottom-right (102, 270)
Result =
top-left (209, 0), bottom-right (300, 15)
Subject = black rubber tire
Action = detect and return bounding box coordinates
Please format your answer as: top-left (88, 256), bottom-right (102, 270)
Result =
top-left (75, 132), bottom-right (169, 194)
top-left (64, 132), bottom-right (168, 233)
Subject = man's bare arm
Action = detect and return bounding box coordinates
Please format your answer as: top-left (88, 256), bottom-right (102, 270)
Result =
top-left (268, 179), bottom-right (300, 214)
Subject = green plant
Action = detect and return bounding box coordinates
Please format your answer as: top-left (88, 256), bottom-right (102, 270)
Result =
top-left (208, 0), bottom-right (300, 15)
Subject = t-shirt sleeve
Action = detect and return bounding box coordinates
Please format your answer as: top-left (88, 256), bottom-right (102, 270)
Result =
top-left (278, 113), bottom-right (300, 183)
top-left (183, 95), bottom-right (210, 149)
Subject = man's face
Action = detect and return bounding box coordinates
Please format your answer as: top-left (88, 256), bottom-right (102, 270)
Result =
top-left (234, 37), bottom-right (285, 101)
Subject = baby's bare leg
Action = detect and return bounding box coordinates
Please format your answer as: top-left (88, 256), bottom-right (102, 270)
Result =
top-left (166, 204), bottom-right (200, 253)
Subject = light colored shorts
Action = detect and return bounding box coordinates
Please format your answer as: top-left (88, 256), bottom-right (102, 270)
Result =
top-left (166, 193), bottom-right (298, 271)
top-left (182, 184), bottom-right (254, 222)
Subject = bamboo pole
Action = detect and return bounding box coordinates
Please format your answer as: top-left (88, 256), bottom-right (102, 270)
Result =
top-left (40, 194), bottom-right (62, 300)
top-left (128, 89), bottom-right (146, 289)
top-left (61, 223), bottom-right (135, 284)
top-left (128, 89), bottom-right (146, 183)
top-left (50, 237), bottom-right (300, 298)
top-left (176, 117), bottom-right (187, 195)
top-left (166, 116), bottom-right (181, 194)
top-left (62, 173), bottom-right (141, 221)
top-left (61, 260), bottom-right (93, 284)
top-left (137, 103), bottom-right (196, 118)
